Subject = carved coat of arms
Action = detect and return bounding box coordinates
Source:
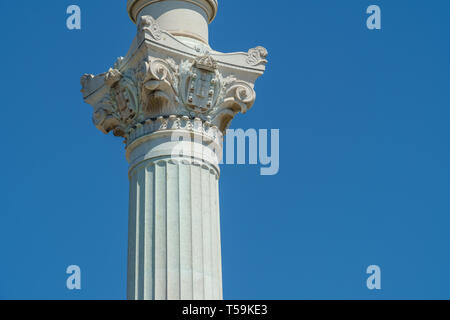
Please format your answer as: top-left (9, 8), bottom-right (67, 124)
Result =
top-left (181, 55), bottom-right (221, 114)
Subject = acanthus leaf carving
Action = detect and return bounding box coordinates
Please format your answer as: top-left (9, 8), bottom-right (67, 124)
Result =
top-left (138, 57), bottom-right (179, 116)
top-left (90, 68), bottom-right (140, 137)
top-left (209, 79), bottom-right (256, 132)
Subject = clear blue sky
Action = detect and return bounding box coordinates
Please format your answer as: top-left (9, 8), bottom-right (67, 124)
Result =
top-left (1, 0), bottom-right (449, 300)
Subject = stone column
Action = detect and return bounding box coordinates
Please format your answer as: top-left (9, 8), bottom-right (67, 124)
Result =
top-left (81, 0), bottom-right (267, 300)
top-left (126, 121), bottom-right (223, 300)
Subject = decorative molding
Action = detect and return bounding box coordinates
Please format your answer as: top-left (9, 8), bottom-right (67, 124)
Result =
top-left (127, 0), bottom-right (219, 24)
top-left (138, 15), bottom-right (162, 41)
top-left (126, 115), bottom-right (222, 147)
top-left (246, 46), bottom-right (268, 66)
top-left (195, 54), bottom-right (218, 71)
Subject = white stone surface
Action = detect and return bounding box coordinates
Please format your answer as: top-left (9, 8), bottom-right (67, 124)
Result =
top-left (127, 132), bottom-right (222, 299)
top-left (130, 0), bottom-right (217, 44)
top-left (81, 0), bottom-right (267, 300)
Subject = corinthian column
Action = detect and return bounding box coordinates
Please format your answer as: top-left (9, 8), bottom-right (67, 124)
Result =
top-left (81, 0), bottom-right (267, 300)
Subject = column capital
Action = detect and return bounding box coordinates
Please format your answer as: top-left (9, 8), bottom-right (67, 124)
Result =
top-left (81, 9), bottom-right (267, 150)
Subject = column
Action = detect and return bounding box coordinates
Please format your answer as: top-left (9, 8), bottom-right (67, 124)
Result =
top-left (126, 126), bottom-right (223, 300)
top-left (80, 0), bottom-right (267, 300)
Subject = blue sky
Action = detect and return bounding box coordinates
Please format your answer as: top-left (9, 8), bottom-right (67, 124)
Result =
top-left (1, 0), bottom-right (450, 300)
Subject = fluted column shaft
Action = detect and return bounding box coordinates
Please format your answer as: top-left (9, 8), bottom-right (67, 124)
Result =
top-left (126, 129), bottom-right (223, 300)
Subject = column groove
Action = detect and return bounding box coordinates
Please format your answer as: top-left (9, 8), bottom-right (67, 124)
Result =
top-left (154, 161), bottom-right (167, 299)
top-left (127, 172), bottom-right (137, 300)
top-left (137, 167), bottom-right (146, 300)
top-left (179, 161), bottom-right (193, 299)
top-left (191, 163), bottom-right (204, 300)
top-left (144, 164), bottom-right (155, 299)
top-left (202, 165), bottom-right (213, 298)
top-left (209, 169), bottom-right (219, 300)
top-left (166, 161), bottom-right (180, 299)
